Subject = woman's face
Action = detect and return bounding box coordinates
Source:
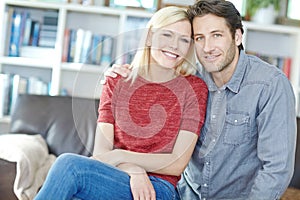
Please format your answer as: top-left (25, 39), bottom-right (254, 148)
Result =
top-left (149, 20), bottom-right (192, 69)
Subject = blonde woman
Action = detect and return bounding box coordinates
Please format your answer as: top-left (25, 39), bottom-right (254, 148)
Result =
top-left (35, 6), bottom-right (207, 200)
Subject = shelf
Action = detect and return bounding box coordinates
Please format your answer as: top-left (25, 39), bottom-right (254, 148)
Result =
top-left (243, 21), bottom-right (300, 34)
top-left (61, 63), bottom-right (106, 74)
top-left (4, 0), bottom-right (63, 9)
top-left (4, 0), bottom-right (153, 18)
top-left (0, 56), bottom-right (54, 69)
top-left (0, 116), bottom-right (11, 123)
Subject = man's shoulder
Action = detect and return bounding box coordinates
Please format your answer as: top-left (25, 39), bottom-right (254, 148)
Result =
top-left (244, 54), bottom-right (286, 82)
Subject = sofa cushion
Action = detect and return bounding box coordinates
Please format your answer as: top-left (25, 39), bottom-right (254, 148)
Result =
top-left (9, 94), bottom-right (99, 157)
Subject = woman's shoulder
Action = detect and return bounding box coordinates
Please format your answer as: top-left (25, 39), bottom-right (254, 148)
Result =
top-left (105, 74), bottom-right (125, 85)
top-left (184, 75), bottom-right (207, 88)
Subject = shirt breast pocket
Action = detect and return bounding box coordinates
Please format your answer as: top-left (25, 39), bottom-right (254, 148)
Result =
top-left (223, 113), bottom-right (250, 145)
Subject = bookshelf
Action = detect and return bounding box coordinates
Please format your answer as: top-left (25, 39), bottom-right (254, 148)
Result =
top-left (0, 0), bottom-right (152, 120)
top-left (0, 0), bottom-right (300, 125)
top-left (242, 21), bottom-right (300, 114)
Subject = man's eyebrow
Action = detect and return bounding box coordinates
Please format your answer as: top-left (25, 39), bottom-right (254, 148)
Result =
top-left (193, 30), bottom-right (224, 35)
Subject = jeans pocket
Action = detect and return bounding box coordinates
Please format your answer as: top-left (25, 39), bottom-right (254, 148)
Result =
top-left (223, 112), bottom-right (250, 145)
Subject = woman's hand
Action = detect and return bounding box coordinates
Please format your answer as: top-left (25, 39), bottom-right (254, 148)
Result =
top-left (101, 64), bottom-right (131, 84)
top-left (130, 173), bottom-right (156, 200)
top-left (118, 163), bottom-right (156, 200)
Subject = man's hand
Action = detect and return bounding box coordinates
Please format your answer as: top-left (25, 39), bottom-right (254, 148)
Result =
top-left (101, 64), bottom-right (131, 84)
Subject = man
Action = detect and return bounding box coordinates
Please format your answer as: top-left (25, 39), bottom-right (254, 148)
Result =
top-left (105, 0), bottom-right (296, 199)
top-left (177, 1), bottom-right (296, 199)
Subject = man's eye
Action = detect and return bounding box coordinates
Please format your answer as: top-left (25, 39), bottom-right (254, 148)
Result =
top-left (195, 36), bottom-right (203, 41)
top-left (214, 34), bottom-right (222, 38)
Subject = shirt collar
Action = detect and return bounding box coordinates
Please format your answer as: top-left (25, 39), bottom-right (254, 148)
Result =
top-left (202, 50), bottom-right (247, 93)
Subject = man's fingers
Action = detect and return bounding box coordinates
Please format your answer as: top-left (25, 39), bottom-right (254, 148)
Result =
top-left (111, 64), bottom-right (130, 77)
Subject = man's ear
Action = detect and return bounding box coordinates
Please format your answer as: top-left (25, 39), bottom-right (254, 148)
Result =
top-left (235, 29), bottom-right (243, 46)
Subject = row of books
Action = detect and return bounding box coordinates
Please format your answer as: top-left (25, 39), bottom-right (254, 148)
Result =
top-left (7, 7), bottom-right (58, 57)
top-left (247, 51), bottom-right (292, 79)
top-left (62, 28), bottom-right (114, 66)
top-left (0, 74), bottom-right (50, 117)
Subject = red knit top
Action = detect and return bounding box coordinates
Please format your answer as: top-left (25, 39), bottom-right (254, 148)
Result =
top-left (97, 74), bottom-right (208, 187)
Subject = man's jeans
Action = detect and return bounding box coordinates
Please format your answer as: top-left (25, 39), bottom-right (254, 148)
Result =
top-left (34, 153), bottom-right (179, 200)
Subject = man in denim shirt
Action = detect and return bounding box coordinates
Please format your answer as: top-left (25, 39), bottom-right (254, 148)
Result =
top-left (105, 0), bottom-right (296, 199)
top-left (177, 0), bottom-right (296, 199)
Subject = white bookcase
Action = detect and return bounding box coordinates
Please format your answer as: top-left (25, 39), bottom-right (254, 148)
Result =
top-left (0, 0), bottom-right (152, 99)
top-left (242, 21), bottom-right (300, 114)
top-left (0, 0), bottom-right (300, 132)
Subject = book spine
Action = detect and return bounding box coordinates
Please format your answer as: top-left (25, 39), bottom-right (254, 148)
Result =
top-left (100, 35), bottom-right (114, 66)
top-left (8, 10), bottom-right (22, 57)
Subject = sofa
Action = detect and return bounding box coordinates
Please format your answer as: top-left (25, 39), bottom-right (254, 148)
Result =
top-left (0, 94), bottom-right (299, 200)
top-left (0, 94), bottom-right (99, 200)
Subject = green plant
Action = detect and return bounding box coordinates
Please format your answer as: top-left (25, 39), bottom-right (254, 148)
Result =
top-left (246, 0), bottom-right (280, 17)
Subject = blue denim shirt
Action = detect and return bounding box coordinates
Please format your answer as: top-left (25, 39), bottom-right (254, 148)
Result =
top-left (177, 50), bottom-right (297, 200)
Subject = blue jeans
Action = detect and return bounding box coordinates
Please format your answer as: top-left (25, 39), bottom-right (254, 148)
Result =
top-left (34, 153), bottom-right (179, 200)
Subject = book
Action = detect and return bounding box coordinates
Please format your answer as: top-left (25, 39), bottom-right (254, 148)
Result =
top-left (62, 29), bottom-right (70, 62)
top-left (73, 28), bottom-right (85, 63)
top-left (80, 30), bottom-right (93, 63)
top-left (282, 57), bottom-right (292, 79)
top-left (3, 7), bottom-right (14, 56)
top-left (8, 10), bottom-right (23, 56)
top-left (30, 21), bottom-right (41, 46)
top-left (38, 10), bottom-right (58, 48)
top-left (90, 34), bottom-right (103, 65)
top-left (100, 35), bottom-right (114, 66)
top-left (22, 15), bottom-right (32, 46)
top-left (67, 29), bottom-right (77, 62)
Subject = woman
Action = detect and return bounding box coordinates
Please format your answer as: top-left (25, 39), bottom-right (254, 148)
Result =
top-left (34, 6), bottom-right (207, 200)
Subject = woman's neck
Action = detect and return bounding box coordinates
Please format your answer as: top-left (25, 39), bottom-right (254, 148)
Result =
top-left (145, 65), bottom-right (178, 83)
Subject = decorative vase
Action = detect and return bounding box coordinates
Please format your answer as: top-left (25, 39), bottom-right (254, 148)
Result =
top-left (251, 4), bottom-right (278, 24)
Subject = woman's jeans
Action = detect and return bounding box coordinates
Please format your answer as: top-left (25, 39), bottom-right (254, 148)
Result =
top-left (34, 153), bottom-right (179, 200)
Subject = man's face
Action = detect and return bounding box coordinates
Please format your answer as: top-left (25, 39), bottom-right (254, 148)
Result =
top-left (192, 14), bottom-right (242, 77)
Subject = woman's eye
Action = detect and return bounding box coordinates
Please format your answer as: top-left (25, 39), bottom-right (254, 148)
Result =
top-left (162, 33), bottom-right (172, 37)
top-left (180, 38), bottom-right (191, 43)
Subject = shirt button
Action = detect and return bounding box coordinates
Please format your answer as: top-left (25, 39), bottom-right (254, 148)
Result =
top-left (212, 115), bottom-right (216, 119)
top-left (203, 183), bottom-right (208, 187)
top-left (212, 139), bottom-right (216, 143)
top-left (205, 162), bottom-right (209, 165)
top-left (203, 198), bottom-right (206, 200)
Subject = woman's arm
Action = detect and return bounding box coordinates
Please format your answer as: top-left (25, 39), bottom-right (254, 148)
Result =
top-left (94, 129), bottom-right (198, 176)
top-left (92, 122), bottom-right (114, 155)
top-left (92, 123), bottom-right (156, 199)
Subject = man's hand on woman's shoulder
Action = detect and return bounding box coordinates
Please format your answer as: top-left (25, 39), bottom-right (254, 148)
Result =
top-left (101, 64), bottom-right (131, 84)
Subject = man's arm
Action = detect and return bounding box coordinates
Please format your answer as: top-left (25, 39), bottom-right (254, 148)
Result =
top-left (249, 74), bottom-right (296, 199)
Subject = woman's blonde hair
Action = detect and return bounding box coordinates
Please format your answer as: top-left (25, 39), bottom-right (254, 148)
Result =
top-left (127, 6), bottom-right (196, 83)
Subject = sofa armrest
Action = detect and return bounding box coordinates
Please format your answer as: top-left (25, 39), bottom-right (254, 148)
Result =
top-left (9, 94), bottom-right (99, 157)
top-left (0, 158), bottom-right (18, 200)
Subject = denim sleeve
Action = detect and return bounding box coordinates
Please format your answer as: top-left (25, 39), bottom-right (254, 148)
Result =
top-left (248, 73), bottom-right (297, 200)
